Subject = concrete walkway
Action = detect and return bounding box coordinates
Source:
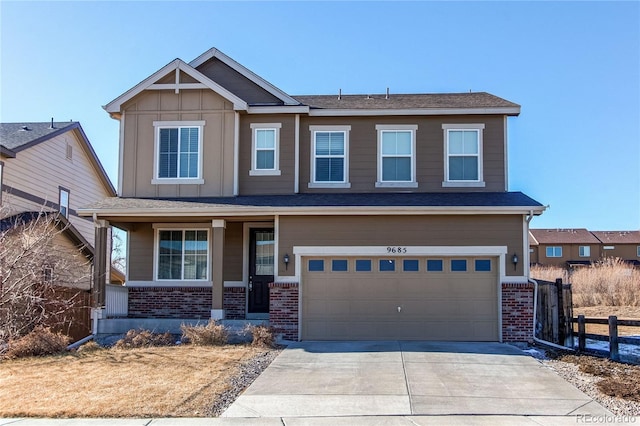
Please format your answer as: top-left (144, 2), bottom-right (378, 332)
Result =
top-left (223, 341), bottom-right (611, 418)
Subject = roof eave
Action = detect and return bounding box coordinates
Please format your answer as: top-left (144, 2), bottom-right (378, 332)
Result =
top-left (307, 107), bottom-right (521, 117)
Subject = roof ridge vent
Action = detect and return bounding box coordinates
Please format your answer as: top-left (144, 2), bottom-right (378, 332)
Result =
top-left (386, 87), bottom-right (389, 99)
top-left (338, 89), bottom-right (341, 100)
top-left (49, 117), bottom-right (56, 129)
top-left (20, 125), bottom-right (30, 131)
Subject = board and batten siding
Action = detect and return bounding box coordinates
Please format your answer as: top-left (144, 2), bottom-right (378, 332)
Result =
top-left (120, 89), bottom-right (236, 198)
top-left (1, 129), bottom-right (113, 246)
top-left (278, 214), bottom-right (524, 277)
top-left (298, 115), bottom-right (505, 193)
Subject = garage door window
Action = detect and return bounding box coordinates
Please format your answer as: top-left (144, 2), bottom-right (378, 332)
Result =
top-left (332, 259), bottom-right (348, 271)
top-left (451, 259), bottom-right (467, 272)
top-left (308, 259), bottom-right (324, 272)
top-left (403, 259), bottom-right (419, 271)
top-left (475, 259), bottom-right (491, 272)
top-left (427, 259), bottom-right (443, 272)
top-left (379, 259), bottom-right (395, 272)
top-left (356, 259), bottom-right (372, 272)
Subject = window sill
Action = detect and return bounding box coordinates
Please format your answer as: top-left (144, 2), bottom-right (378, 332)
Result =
top-left (441, 181), bottom-right (486, 188)
top-left (308, 182), bottom-right (351, 189)
top-left (152, 178), bottom-right (205, 185)
top-left (249, 170), bottom-right (282, 176)
top-left (126, 280), bottom-right (212, 288)
top-left (375, 181), bottom-right (418, 188)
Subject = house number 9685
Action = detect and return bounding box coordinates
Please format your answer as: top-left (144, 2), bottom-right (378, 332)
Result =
top-left (387, 247), bottom-right (407, 254)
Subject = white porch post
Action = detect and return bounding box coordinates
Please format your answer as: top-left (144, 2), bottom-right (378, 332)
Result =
top-left (211, 219), bottom-right (226, 320)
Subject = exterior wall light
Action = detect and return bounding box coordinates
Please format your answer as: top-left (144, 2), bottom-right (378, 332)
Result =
top-left (512, 253), bottom-right (519, 270)
top-left (283, 253), bottom-right (290, 270)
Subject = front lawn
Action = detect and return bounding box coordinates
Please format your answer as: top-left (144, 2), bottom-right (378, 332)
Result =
top-left (0, 345), bottom-right (276, 418)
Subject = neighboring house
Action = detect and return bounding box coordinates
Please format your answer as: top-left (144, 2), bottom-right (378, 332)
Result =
top-left (80, 47), bottom-right (545, 342)
top-left (529, 228), bottom-right (601, 267)
top-left (591, 231), bottom-right (640, 266)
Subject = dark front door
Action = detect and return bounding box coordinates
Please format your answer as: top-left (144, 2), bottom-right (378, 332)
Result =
top-left (248, 228), bottom-right (274, 314)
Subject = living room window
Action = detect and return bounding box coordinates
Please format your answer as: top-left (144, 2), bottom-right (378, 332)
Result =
top-left (442, 123), bottom-right (485, 187)
top-left (376, 125), bottom-right (418, 188)
top-left (309, 125), bottom-right (350, 188)
top-left (579, 246), bottom-right (590, 257)
top-left (546, 246), bottom-right (562, 257)
top-left (152, 121), bottom-right (204, 184)
top-left (250, 123), bottom-right (281, 176)
top-left (156, 229), bottom-right (209, 280)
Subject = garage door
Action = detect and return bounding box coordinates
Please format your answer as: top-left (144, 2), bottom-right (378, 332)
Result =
top-left (301, 256), bottom-right (499, 341)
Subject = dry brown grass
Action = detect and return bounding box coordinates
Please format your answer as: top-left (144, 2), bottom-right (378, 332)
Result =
top-left (531, 258), bottom-right (640, 307)
top-left (0, 345), bottom-right (266, 417)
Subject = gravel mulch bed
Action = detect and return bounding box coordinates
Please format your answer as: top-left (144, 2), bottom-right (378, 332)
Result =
top-left (209, 346), bottom-right (282, 416)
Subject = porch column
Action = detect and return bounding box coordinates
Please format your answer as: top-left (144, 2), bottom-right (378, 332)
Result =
top-left (92, 219), bottom-right (109, 309)
top-left (211, 219), bottom-right (225, 320)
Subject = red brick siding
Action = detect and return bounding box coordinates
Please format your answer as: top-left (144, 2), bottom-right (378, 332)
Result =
top-left (224, 287), bottom-right (246, 320)
top-left (269, 282), bottom-right (299, 340)
top-left (502, 282), bottom-right (534, 343)
top-left (128, 287), bottom-right (212, 319)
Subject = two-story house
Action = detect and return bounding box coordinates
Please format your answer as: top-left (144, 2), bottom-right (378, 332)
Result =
top-left (529, 228), bottom-right (602, 267)
top-left (81, 48), bottom-right (544, 342)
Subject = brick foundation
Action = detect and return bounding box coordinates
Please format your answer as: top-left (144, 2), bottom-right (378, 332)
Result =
top-left (128, 287), bottom-right (212, 319)
top-left (223, 287), bottom-right (246, 320)
top-left (501, 282), bottom-right (535, 343)
top-left (269, 282), bottom-right (299, 340)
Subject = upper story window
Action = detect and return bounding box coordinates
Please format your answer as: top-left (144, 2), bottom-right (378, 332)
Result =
top-left (579, 246), bottom-right (590, 257)
top-left (309, 125), bottom-right (351, 188)
top-left (156, 229), bottom-right (209, 281)
top-left (376, 125), bottom-right (418, 188)
top-left (152, 121), bottom-right (205, 184)
top-left (442, 123), bottom-right (485, 187)
top-left (546, 246), bottom-right (562, 257)
top-left (250, 123), bottom-right (281, 176)
top-left (59, 187), bottom-right (70, 218)
top-left (637, 246), bottom-right (640, 257)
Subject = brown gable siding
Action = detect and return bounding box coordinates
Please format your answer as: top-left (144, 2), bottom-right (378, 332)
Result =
top-left (297, 115), bottom-right (505, 193)
top-left (196, 58), bottom-right (283, 105)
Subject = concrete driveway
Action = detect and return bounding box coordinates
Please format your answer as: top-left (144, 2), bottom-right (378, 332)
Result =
top-left (223, 341), bottom-right (610, 419)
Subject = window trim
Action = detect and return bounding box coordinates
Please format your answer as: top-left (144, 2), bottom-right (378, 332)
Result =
top-left (152, 121), bottom-right (205, 184)
top-left (546, 246), bottom-right (563, 258)
top-left (58, 186), bottom-right (70, 218)
top-left (637, 246), bottom-right (640, 257)
top-left (375, 124), bottom-right (418, 188)
top-left (249, 123), bottom-right (281, 176)
top-left (442, 123), bottom-right (485, 187)
top-left (154, 227), bottom-right (210, 282)
top-left (308, 125), bottom-right (351, 188)
top-left (0, 161), bottom-right (3, 205)
top-left (579, 246), bottom-right (591, 257)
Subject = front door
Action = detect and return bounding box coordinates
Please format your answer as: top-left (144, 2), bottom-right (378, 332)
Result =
top-left (248, 228), bottom-right (274, 314)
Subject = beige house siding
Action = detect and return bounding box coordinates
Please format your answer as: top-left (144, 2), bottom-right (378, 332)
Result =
top-left (223, 221), bottom-right (243, 282)
top-left (238, 114), bottom-right (296, 195)
top-left (297, 115), bottom-right (505, 193)
top-left (278, 214), bottom-right (524, 276)
top-left (120, 89), bottom-right (236, 198)
top-left (601, 244), bottom-right (640, 261)
top-left (1, 129), bottom-right (112, 246)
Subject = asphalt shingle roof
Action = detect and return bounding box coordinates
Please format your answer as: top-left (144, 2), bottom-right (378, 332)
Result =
top-left (591, 231), bottom-right (640, 244)
top-left (83, 192), bottom-right (543, 211)
top-left (530, 229), bottom-right (601, 245)
top-left (292, 92), bottom-right (520, 111)
top-left (0, 122), bottom-right (77, 151)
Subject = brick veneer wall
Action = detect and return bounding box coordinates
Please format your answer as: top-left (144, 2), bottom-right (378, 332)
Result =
top-left (128, 287), bottom-right (212, 319)
top-left (502, 282), bottom-right (535, 342)
top-left (224, 287), bottom-right (246, 320)
top-left (269, 282), bottom-right (299, 340)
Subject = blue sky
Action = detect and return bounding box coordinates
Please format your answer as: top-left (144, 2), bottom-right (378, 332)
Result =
top-left (1, 1), bottom-right (638, 230)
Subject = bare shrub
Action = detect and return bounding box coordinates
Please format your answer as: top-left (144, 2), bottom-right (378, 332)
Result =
top-left (531, 258), bottom-right (640, 307)
top-left (1, 210), bottom-right (91, 343)
top-left (4, 326), bottom-right (70, 359)
top-left (76, 340), bottom-right (102, 353)
top-left (113, 329), bottom-right (174, 349)
top-left (180, 321), bottom-right (228, 346)
top-left (244, 324), bottom-right (277, 348)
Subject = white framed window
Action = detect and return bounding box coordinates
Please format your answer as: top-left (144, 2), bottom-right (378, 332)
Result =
top-left (152, 121), bottom-right (205, 184)
top-left (0, 161), bottom-right (4, 205)
top-left (637, 246), bottom-right (640, 257)
top-left (546, 246), bottom-right (562, 257)
top-left (249, 123), bottom-right (281, 176)
top-left (59, 187), bottom-right (70, 218)
top-left (376, 125), bottom-right (418, 188)
top-left (156, 229), bottom-right (209, 281)
top-left (309, 125), bottom-right (351, 188)
top-left (442, 123), bottom-right (485, 187)
top-left (579, 246), bottom-right (590, 257)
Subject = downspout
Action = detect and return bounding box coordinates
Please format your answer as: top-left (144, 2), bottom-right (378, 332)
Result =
top-left (527, 211), bottom-right (574, 351)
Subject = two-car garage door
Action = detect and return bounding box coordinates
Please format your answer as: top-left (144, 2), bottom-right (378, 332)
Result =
top-left (301, 256), bottom-right (499, 341)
